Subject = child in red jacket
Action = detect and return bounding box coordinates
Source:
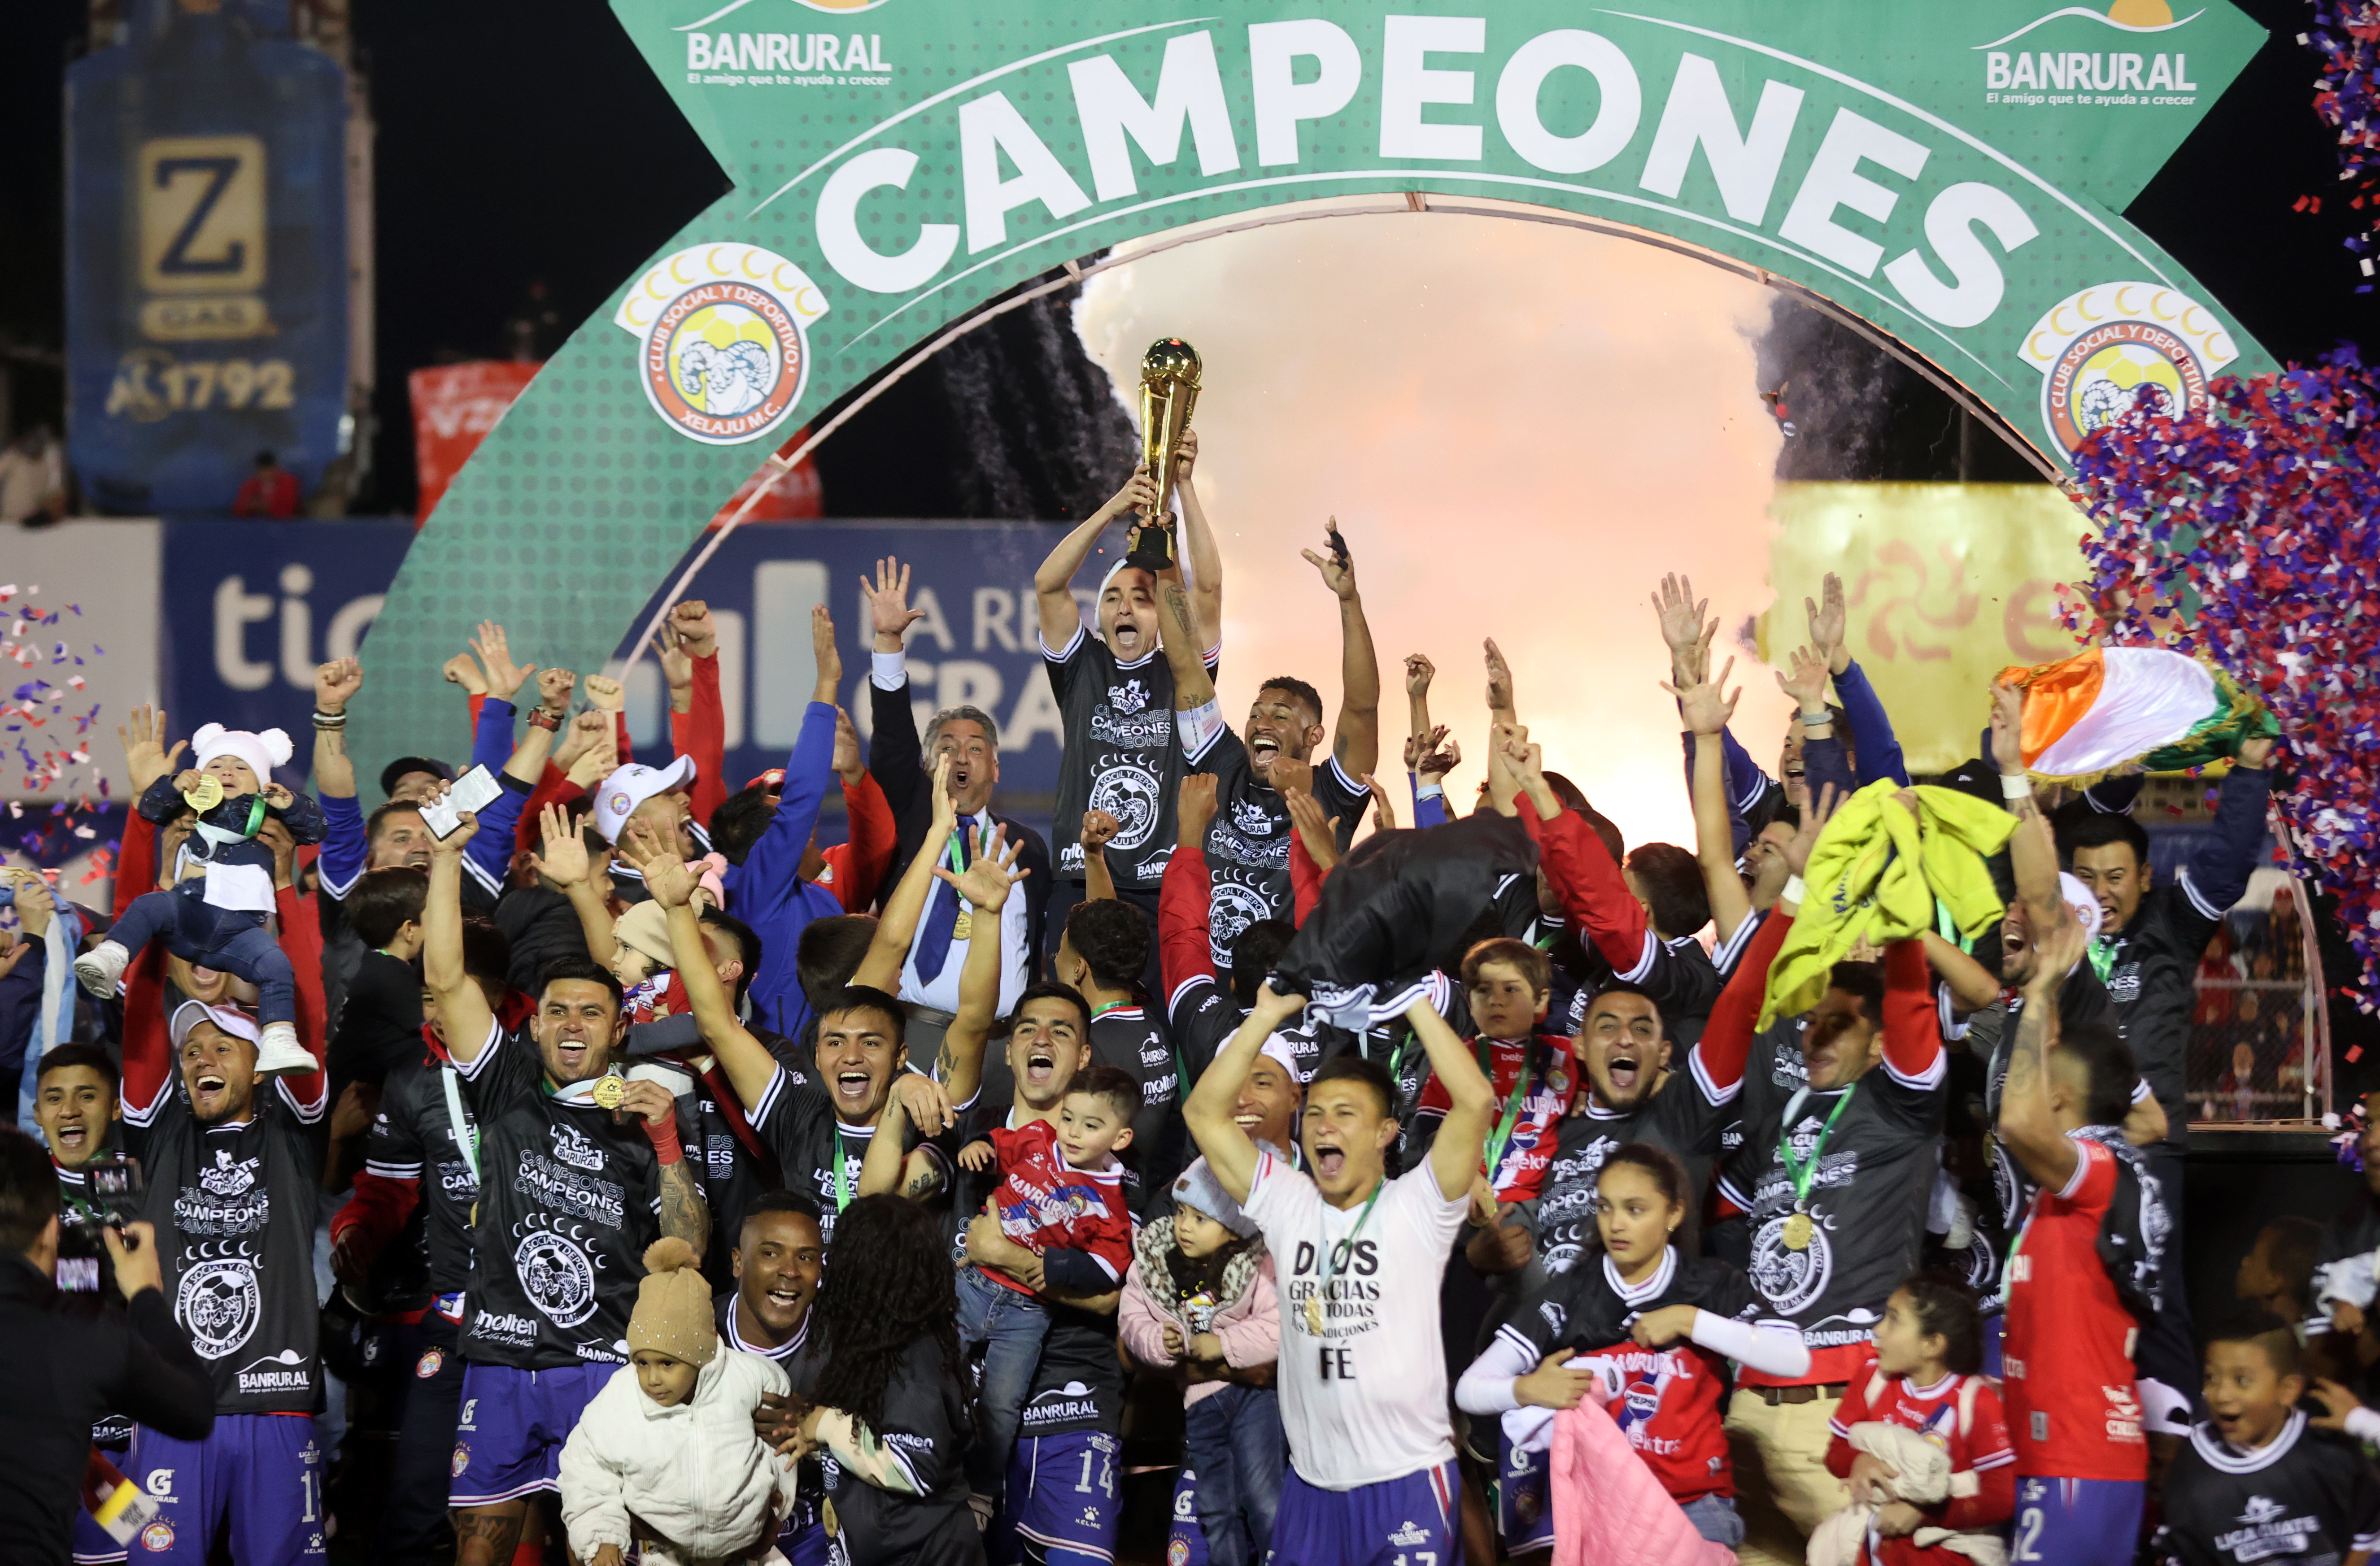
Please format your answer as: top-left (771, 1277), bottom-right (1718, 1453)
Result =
top-left (1819, 1272), bottom-right (2016, 1565)
top-left (950, 1064), bottom-right (1138, 1511)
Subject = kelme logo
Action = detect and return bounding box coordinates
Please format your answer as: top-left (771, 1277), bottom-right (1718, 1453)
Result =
top-left (612, 243), bottom-right (828, 446)
top-left (2017, 282), bottom-right (2237, 456)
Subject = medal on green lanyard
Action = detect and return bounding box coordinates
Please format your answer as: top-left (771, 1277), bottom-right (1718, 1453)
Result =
top-left (1478, 1038), bottom-right (1538, 1197)
top-left (2088, 934), bottom-right (2118, 986)
top-left (832, 1129), bottom-right (855, 1212)
top-left (943, 829), bottom-right (974, 943)
top-left (1306, 1176), bottom-right (1386, 1337)
top-left (1776, 1083), bottom-right (1857, 1250)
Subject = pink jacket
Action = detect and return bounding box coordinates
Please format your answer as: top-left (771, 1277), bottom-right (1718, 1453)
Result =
top-left (1118, 1217), bottom-right (1279, 1408)
top-left (1550, 1396), bottom-right (1737, 1566)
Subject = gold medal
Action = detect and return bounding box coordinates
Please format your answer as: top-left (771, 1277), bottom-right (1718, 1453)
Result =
top-left (1782, 1212), bottom-right (1814, 1251)
top-left (184, 773), bottom-right (224, 812)
top-left (591, 1073), bottom-right (628, 1110)
top-left (950, 911), bottom-right (974, 942)
top-left (1303, 1295), bottom-right (1325, 1335)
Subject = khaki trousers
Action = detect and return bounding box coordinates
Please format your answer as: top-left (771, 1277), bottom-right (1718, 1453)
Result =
top-left (1722, 1384), bottom-right (1853, 1566)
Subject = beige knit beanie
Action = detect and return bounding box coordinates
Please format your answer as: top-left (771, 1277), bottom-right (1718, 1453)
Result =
top-left (627, 1237), bottom-right (717, 1367)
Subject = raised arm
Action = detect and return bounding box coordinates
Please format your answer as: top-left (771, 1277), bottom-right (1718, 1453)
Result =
top-left (931, 823), bottom-right (1026, 1105)
top-left (1992, 681), bottom-right (2066, 940)
top-left (1996, 909), bottom-right (2084, 1190)
top-left (860, 556), bottom-right (931, 826)
top-left (1160, 776), bottom-right (1219, 1005)
top-left (738, 609), bottom-right (845, 899)
top-left (1076, 809), bottom-right (1118, 904)
top-left (1155, 562), bottom-right (1216, 712)
top-left (850, 757), bottom-right (956, 993)
top-left (424, 812), bottom-right (497, 1064)
top-left (529, 803), bottom-right (615, 966)
top-left (1183, 983), bottom-right (1306, 1203)
top-left (1034, 467), bottom-right (1155, 648)
top-left (1299, 526), bottom-right (1379, 778)
top-left (311, 661), bottom-right (360, 801)
top-left (1508, 733), bottom-right (1655, 977)
top-left (662, 601), bottom-right (727, 828)
top-left (1409, 990), bottom-right (1497, 1202)
top-left (1173, 430), bottom-right (1223, 641)
top-left (1674, 663), bottom-right (1754, 942)
top-left (2184, 735), bottom-right (2277, 913)
top-left (1807, 572), bottom-right (1909, 786)
top-left (632, 838), bottom-right (780, 1112)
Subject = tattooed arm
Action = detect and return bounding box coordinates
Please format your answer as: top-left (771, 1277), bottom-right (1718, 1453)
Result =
top-left (657, 1136), bottom-right (711, 1254)
top-left (1155, 570), bottom-right (1215, 712)
top-left (1996, 909), bottom-right (2085, 1190)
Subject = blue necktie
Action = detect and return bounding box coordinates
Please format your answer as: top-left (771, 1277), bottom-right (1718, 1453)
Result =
top-left (915, 816), bottom-right (976, 982)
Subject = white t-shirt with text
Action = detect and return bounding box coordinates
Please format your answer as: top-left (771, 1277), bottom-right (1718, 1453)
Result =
top-left (1242, 1146), bottom-right (1468, 1489)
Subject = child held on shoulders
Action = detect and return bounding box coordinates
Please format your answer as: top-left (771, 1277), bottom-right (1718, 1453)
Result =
top-left (77, 723), bottom-right (323, 1073)
top-left (953, 1063), bottom-right (1139, 1505)
top-left (1812, 1272), bottom-right (2015, 1566)
top-left (558, 1238), bottom-right (798, 1566)
top-left (1122, 1156), bottom-right (1284, 1566)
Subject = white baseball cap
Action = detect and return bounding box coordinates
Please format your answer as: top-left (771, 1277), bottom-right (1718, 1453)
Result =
top-left (593, 757), bottom-right (697, 844)
top-left (170, 999), bottom-right (262, 1050)
top-left (2058, 871), bottom-right (2105, 944)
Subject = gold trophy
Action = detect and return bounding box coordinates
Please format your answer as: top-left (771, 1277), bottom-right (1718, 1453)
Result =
top-left (1129, 337), bottom-right (1200, 571)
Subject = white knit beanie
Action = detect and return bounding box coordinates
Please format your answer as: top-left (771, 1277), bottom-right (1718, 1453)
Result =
top-left (192, 723), bottom-right (294, 790)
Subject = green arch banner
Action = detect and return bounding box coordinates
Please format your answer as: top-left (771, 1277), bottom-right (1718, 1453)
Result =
top-left (349, 0), bottom-right (2270, 780)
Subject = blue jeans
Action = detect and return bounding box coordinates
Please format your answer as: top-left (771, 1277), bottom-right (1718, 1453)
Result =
top-left (1681, 1493), bottom-right (1744, 1548)
top-left (955, 1262), bottom-right (1050, 1499)
top-left (1182, 1384), bottom-right (1284, 1566)
top-left (113, 885), bottom-right (296, 1027)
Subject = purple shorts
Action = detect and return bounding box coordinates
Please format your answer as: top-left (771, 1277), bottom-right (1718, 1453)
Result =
top-left (1265, 1460), bottom-right (1459, 1566)
top-left (989, 1430), bottom-right (1123, 1565)
top-left (2014, 1475), bottom-right (2145, 1565)
top-left (447, 1360), bottom-right (615, 1507)
top-left (127, 1414), bottom-right (327, 1566)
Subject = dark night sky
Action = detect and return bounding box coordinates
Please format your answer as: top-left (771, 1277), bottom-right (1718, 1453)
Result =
top-left (2, 0), bottom-right (2373, 512)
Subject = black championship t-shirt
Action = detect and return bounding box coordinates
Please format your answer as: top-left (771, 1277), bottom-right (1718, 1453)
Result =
top-left (128, 1083), bottom-right (323, 1414)
top-left (1046, 626), bottom-right (1214, 892)
top-left (819, 1337), bottom-right (981, 1566)
top-left (746, 1063), bottom-right (950, 1247)
top-left (365, 1053), bottom-right (480, 1299)
top-left (2157, 1413), bottom-right (2380, 1566)
top-left (1533, 1064), bottom-right (1736, 1278)
top-left (1178, 713), bottom-right (1369, 969)
top-left (1736, 1026), bottom-right (1946, 1362)
top-left (454, 1023), bottom-right (665, 1370)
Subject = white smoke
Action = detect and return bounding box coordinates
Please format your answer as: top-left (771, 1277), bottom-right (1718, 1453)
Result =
top-left (1075, 197), bottom-right (1790, 847)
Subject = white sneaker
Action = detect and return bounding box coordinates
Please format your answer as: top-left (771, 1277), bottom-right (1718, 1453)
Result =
top-left (72, 940), bottom-right (130, 1000)
top-left (253, 1021), bottom-right (315, 1077)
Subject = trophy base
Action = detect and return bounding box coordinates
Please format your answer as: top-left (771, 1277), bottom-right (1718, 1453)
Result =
top-left (1123, 521), bottom-right (1175, 574)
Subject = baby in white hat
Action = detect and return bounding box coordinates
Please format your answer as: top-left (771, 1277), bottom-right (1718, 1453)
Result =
top-left (74, 722), bottom-right (324, 1074)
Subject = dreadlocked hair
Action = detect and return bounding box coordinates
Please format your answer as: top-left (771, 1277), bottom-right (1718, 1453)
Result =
top-left (813, 1195), bottom-right (970, 1438)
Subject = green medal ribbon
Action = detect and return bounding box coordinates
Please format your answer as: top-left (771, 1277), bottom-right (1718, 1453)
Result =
top-left (1776, 1082), bottom-right (1857, 1212)
top-left (1314, 1175), bottom-right (1387, 1323)
top-left (1478, 1037), bottom-right (1539, 1192)
top-left (832, 1129), bottom-right (855, 1212)
top-left (2087, 934), bottom-right (2118, 987)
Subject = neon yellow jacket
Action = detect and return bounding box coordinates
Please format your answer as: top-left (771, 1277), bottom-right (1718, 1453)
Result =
top-left (1757, 779), bottom-right (2015, 1030)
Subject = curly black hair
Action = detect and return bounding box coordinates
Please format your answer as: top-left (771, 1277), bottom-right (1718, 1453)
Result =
top-left (813, 1194), bottom-right (971, 1438)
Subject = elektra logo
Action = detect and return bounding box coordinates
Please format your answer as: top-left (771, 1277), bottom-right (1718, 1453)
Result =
top-left (613, 244), bottom-right (828, 447)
